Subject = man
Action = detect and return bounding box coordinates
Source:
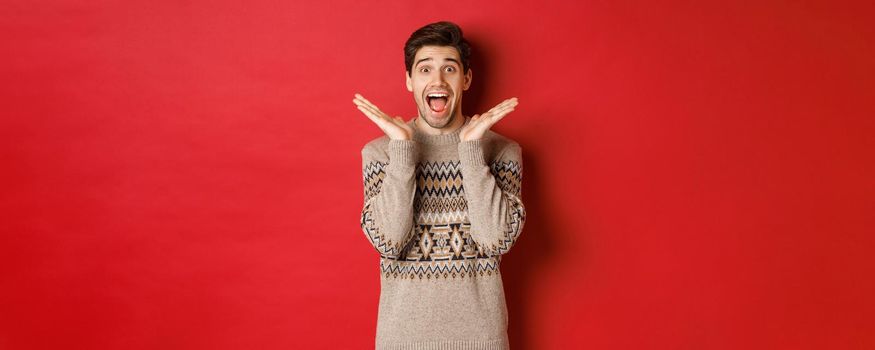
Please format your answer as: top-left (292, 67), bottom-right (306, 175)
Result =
top-left (353, 21), bottom-right (526, 350)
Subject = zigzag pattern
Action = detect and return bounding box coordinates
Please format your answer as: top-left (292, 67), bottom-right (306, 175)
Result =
top-left (415, 196), bottom-right (468, 215)
top-left (380, 256), bottom-right (502, 279)
top-left (415, 161), bottom-right (466, 197)
top-left (490, 160), bottom-right (523, 197)
top-left (416, 209), bottom-right (467, 225)
top-left (479, 195), bottom-right (526, 256)
top-left (362, 161), bottom-right (387, 203)
top-left (360, 201), bottom-right (407, 258)
top-left (361, 158), bottom-right (524, 278)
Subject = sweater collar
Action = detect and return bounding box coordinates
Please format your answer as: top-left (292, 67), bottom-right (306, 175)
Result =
top-left (409, 116), bottom-right (470, 145)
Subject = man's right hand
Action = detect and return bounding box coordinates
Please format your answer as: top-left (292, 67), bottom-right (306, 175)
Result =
top-left (353, 93), bottom-right (414, 141)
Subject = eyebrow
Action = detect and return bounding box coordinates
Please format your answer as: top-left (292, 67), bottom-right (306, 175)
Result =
top-left (415, 57), bottom-right (461, 67)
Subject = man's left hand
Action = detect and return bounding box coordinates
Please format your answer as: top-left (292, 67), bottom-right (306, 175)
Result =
top-left (459, 97), bottom-right (519, 141)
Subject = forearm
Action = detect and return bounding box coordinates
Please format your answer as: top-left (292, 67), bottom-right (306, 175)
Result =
top-left (360, 139), bottom-right (419, 258)
top-left (458, 139), bottom-right (526, 256)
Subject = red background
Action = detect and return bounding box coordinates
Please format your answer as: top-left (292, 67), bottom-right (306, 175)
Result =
top-left (2, 1), bottom-right (873, 349)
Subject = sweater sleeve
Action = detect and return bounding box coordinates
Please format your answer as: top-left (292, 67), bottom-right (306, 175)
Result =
top-left (360, 139), bottom-right (418, 259)
top-left (458, 139), bottom-right (527, 256)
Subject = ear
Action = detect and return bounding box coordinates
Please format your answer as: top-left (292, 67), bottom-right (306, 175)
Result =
top-left (463, 68), bottom-right (472, 91)
top-left (405, 71), bottom-right (413, 92)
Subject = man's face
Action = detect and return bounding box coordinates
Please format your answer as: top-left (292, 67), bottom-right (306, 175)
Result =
top-left (406, 45), bottom-right (472, 129)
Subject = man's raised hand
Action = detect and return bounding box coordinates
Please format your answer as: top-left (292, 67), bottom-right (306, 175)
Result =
top-left (459, 97), bottom-right (518, 142)
top-left (353, 93), bottom-right (414, 141)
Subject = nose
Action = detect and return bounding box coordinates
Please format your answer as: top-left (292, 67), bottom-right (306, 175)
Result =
top-left (433, 70), bottom-right (446, 84)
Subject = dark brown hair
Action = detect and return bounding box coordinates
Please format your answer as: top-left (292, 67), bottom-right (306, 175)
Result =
top-left (404, 21), bottom-right (471, 76)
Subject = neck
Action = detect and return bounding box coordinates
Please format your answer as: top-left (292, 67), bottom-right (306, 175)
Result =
top-left (414, 112), bottom-right (467, 136)
top-left (410, 114), bottom-right (470, 146)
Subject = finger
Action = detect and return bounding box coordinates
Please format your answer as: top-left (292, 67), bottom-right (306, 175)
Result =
top-left (486, 104), bottom-right (514, 119)
top-left (356, 104), bottom-right (379, 121)
top-left (393, 116), bottom-right (411, 129)
top-left (498, 97), bottom-right (519, 109)
top-left (354, 100), bottom-right (388, 121)
top-left (483, 106), bottom-right (515, 124)
top-left (352, 97), bottom-right (371, 109)
top-left (492, 107), bottom-right (514, 121)
top-left (356, 105), bottom-right (387, 126)
top-left (354, 94), bottom-right (385, 115)
top-left (495, 98), bottom-right (518, 111)
top-left (353, 95), bottom-right (377, 111)
top-left (354, 102), bottom-right (380, 120)
top-left (354, 93), bottom-right (374, 105)
top-left (496, 98), bottom-right (518, 111)
top-left (486, 100), bottom-right (516, 115)
top-left (353, 93), bottom-right (370, 107)
top-left (493, 103), bottom-right (516, 116)
top-left (353, 96), bottom-right (379, 112)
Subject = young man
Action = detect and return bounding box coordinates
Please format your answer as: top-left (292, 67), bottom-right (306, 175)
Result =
top-left (352, 21), bottom-right (525, 350)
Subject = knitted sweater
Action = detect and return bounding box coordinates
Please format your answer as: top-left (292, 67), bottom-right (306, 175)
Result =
top-left (360, 116), bottom-right (526, 350)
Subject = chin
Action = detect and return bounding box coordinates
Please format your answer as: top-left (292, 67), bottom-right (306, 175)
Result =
top-left (422, 111), bottom-right (455, 128)
top-left (419, 105), bottom-right (456, 128)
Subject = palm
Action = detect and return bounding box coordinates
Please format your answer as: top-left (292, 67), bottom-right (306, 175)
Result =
top-left (459, 97), bottom-right (518, 141)
top-left (353, 93), bottom-right (414, 140)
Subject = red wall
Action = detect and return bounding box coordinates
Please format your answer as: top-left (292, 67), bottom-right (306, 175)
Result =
top-left (2, 1), bottom-right (873, 349)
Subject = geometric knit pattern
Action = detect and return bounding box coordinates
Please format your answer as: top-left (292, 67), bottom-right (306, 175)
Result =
top-left (360, 161), bottom-right (405, 258)
top-left (477, 159), bottom-right (526, 256)
top-left (380, 257), bottom-right (502, 280)
top-left (361, 158), bottom-right (524, 279)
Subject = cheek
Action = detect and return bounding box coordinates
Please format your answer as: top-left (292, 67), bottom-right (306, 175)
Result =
top-left (450, 77), bottom-right (465, 90)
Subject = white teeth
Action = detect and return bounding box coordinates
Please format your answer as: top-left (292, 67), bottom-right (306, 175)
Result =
top-left (427, 93), bottom-right (449, 98)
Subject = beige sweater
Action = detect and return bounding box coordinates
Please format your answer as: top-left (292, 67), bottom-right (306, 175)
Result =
top-left (360, 116), bottom-right (526, 350)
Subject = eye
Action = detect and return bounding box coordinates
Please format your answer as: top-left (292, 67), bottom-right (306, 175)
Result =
top-left (445, 66), bottom-right (455, 72)
top-left (420, 67), bottom-right (430, 73)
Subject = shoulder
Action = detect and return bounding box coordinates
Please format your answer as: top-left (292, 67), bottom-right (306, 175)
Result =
top-left (483, 129), bottom-right (522, 162)
top-left (361, 135), bottom-right (390, 162)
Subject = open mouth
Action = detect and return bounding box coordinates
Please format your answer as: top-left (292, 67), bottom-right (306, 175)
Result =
top-left (426, 92), bottom-right (449, 113)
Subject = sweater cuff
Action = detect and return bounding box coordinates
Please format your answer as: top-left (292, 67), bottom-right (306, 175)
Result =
top-left (388, 139), bottom-right (418, 166)
top-left (458, 139), bottom-right (487, 166)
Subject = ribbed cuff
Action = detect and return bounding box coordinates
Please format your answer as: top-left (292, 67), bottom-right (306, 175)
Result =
top-left (388, 139), bottom-right (418, 166)
top-left (458, 139), bottom-right (486, 166)
top-left (377, 339), bottom-right (508, 350)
